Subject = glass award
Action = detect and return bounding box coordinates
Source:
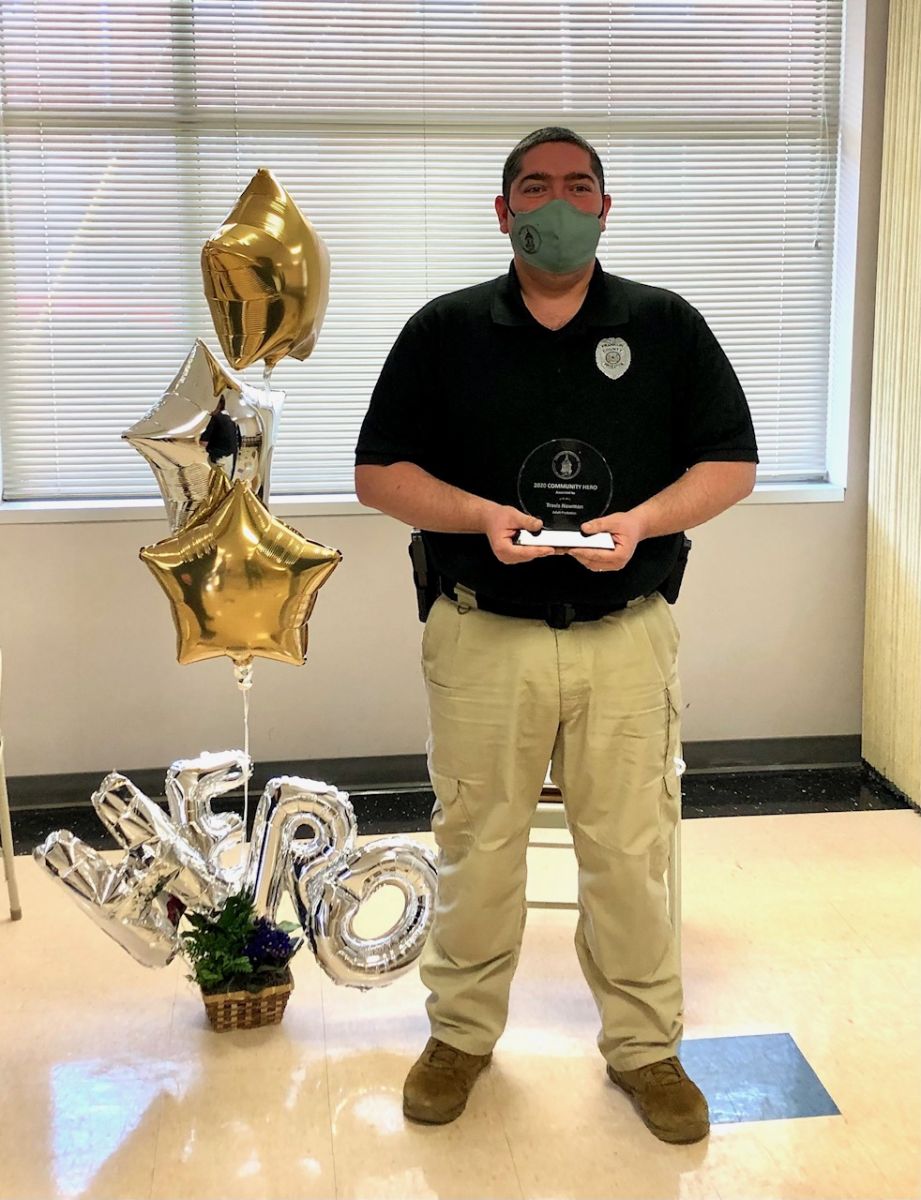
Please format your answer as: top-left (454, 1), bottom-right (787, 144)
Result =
top-left (516, 439), bottom-right (616, 549)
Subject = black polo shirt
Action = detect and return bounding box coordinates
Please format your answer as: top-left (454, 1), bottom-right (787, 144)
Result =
top-left (355, 260), bottom-right (758, 606)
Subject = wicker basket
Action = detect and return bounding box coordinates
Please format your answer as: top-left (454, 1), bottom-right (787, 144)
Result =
top-left (202, 971), bottom-right (294, 1032)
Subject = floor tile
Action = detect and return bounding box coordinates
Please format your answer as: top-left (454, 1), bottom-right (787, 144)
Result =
top-left (149, 1058), bottom-right (336, 1200)
top-left (680, 1034), bottom-right (839, 1124)
top-left (2, 809), bottom-right (918, 1200)
top-left (0, 1057), bottom-right (165, 1200)
top-left (321, 971), bottom-right (524, 1199)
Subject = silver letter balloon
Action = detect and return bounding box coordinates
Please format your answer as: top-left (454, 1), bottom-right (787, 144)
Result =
top-left (34, 751), bottom-right (437, 990)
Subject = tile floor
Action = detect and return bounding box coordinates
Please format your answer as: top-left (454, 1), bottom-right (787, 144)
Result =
top-left (2, 808), bottom-right (919, 1199)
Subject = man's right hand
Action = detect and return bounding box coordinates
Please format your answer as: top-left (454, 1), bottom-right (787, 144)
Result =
top-left (483, 505), bottom-right (556, 564)
top-left (355, 464), bottom-right (557, 563)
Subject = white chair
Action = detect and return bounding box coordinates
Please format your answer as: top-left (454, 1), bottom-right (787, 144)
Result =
top-left (0, 651), bottom-right (22, 921)
top-left (531, 759), bottom-right (682, 960)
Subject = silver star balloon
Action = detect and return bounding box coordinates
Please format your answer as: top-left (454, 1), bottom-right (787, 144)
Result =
top-left (123, 339), bottom-right (284, 531)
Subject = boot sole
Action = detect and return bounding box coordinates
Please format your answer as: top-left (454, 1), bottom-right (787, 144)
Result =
top-left (606, 1070), bottom-right (710, 1145)
top-left (402, 1099), bottom-right (467, 1125)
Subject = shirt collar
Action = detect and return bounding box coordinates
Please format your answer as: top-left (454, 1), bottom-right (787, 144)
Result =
top-left (490, 259), bottom-right (630, 329)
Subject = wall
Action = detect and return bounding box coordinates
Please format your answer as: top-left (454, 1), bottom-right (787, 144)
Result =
top-left (0, 1), bottom-right (889, 781)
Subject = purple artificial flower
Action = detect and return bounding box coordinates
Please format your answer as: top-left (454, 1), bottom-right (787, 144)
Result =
top-left (244, 917), bottom-right (295, 967)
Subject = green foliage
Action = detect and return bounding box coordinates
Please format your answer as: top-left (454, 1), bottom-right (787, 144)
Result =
top-left (180, 889), bottom-right (301, 996)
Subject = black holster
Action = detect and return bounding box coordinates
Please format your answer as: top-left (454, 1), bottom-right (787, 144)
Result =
top-left (408, 529), bottom-right (440, 622)
top-left (658, 535), bottom-right (692, 604)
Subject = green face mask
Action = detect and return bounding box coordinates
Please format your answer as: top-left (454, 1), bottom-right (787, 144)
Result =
top-left (509, 198), bottom-right (603, 274)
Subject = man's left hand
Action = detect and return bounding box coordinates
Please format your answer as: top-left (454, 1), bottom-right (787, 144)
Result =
top-left (566, 510), bottom-right (645, 572)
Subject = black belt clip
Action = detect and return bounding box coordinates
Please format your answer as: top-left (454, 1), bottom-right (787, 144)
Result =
top-left (546, 602), bottom-right (577, 630)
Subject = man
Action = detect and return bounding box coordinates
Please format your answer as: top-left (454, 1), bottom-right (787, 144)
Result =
top-left (355, 127), bottom-right (758, 1144)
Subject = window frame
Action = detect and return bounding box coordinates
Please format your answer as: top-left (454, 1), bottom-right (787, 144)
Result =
top-left (0, 0), bottom-right (868, 525)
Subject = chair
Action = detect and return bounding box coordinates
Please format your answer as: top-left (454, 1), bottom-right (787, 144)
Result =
top-left (530, 759), bottom-right (683, 961)
top-left (0, 651), bottom-right (22, 920)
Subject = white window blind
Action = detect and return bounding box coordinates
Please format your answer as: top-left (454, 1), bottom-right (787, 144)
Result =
top-left (0, 0), bottom-right (843, 501)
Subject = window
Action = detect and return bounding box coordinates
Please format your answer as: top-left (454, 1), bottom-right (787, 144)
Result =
top-left (0, 1), bottom-right (844, 502)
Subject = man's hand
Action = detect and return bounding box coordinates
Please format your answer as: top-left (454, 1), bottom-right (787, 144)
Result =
top-left (484, 505), bottom-right (556, 564)
top-left (567, 510), bottom-right (646, 572)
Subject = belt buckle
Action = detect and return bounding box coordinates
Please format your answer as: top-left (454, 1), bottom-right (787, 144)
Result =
top-left (546, 602), bottom-right (576, 630)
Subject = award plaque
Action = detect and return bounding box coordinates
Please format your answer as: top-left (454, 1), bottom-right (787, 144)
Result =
top-left (516, 438), bottom-right (616, 549)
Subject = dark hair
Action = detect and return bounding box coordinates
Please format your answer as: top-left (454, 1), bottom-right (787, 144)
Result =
top-left (502, 127), bottom-right (605, 201)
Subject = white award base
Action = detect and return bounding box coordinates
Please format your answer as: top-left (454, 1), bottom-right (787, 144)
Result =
top-left (517, 529), bottom-right (616, 550)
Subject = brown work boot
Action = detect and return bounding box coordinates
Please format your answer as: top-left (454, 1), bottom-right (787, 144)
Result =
top-left (403, 1036), bottom-right (492, 1124)
top-left (607, 1056), bottom-right (710, 1144)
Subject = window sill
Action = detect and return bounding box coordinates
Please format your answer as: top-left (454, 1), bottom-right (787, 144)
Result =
top-left (0, 493), bottom-right (374, 526)
top-left (740, 481), bottom-right (845, 505)
top-left (0, 481), bottom-right (844, 526)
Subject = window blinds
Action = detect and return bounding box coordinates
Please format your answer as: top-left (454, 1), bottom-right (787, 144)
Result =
top-left (0, 1), bottom-right (843, 501)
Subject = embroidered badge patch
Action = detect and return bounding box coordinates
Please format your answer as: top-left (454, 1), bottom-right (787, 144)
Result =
top-left (595, 337), bottom-right (631, 380)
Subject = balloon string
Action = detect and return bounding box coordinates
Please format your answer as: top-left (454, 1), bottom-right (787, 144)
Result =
top-left (243, 685), bottom-right (250, 846)
top-left (233, 660), bottom-right (254, 849)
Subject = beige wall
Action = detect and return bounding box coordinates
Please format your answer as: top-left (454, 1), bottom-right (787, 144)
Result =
top-left (0, 489), bottom-right (870, 780)
top-left (0, 2), bottom-right (889, 780)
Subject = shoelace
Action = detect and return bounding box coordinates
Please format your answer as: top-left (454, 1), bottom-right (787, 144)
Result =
top-left (641, 1058), bottom-right (685, 1087)
top-left (426, 1042), bottom-right (464, 1070)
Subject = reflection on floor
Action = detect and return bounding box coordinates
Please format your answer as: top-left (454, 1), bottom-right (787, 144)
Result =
top-left (1, 808), bottom-right (919, 1200)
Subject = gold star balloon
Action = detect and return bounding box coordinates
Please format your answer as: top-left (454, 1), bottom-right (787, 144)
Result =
top-left (123, 339), bottom-right (284, 531)
top-left (140, 476), bottom-right (342, 668)
top-left (201, 168), bottom-right (331, 371)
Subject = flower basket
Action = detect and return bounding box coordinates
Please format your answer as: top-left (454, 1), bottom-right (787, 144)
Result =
top-left (180, 890), bottom-right (302, 1033)
top-left (202, 969), bottom-right (294, 1032)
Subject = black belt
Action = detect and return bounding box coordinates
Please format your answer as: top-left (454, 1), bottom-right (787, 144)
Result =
top-left (439, 579), bottom-right (633, 630)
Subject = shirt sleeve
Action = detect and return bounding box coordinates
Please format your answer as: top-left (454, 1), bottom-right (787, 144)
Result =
top-left (355, 309), bottom-right (437, 468)
top-left (677, 305), bottom-right (759, 469)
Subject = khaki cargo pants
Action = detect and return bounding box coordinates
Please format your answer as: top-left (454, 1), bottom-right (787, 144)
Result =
top-left (419, 590), bottom-right (683, 1071)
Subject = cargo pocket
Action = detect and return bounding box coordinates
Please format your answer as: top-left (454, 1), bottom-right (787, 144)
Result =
top-left (664, 682), bottom-right (683, 799)
top-left (642, 685), bottom-right (682, 881)
top-left (429, 770), bottom-right (473, 854)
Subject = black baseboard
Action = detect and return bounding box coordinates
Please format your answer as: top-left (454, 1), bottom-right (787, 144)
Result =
top-left (6, 736), bottom-right (863, 810)
top-left (684, 734), bottom-right (861, 772)
top-left (10, 763), bottom-right (913, 857)
top-left (6, 753), bottom-right (430, 810)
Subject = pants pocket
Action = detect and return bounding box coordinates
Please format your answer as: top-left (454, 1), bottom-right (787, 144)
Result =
top-left (421, 597), bottom-right (463, 688)
top-left (664, 682), bottom-right (683, 799)
top-left (429, 770), bottom-right (473, 854)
